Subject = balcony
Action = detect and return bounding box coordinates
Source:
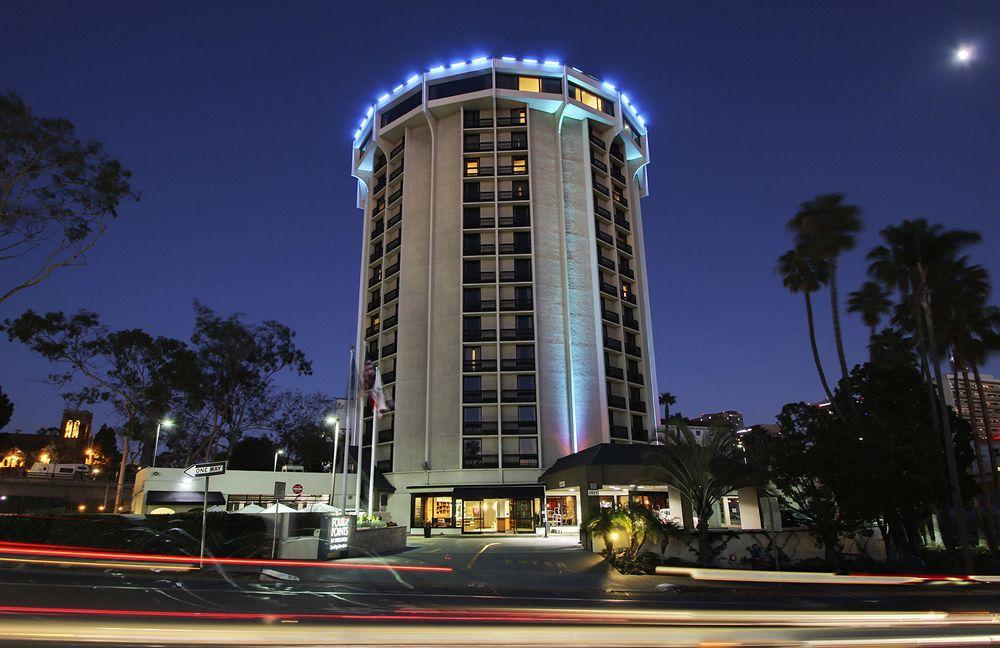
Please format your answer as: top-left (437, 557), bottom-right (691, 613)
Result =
top-left (387, 212), bottom-right (402, 229)
top-left (383, 314), bottom-right (398, 330)
top-left (498, 242), bottom-right (531, 255)
top-left (627, 371), bottom-right (644, 385)
top-left (617, 239), bottom-right (633, 255)
top-left (596, 230), bottom-right (614, 246)
top-left (591, 157), bottom-right (608, 173)
top-left (611, 424), bottom-right (629, 439)
top-left (622, 315), bottom-right (639, 331)
top-left (603, 335), bottom-right (622, 351)
top-left (373, 158), bottom-right (387, 174)
top-left (368, 274), bottom-right (382, 289)
top-left (388, 188), bottom-right (403, 205)
top-left (498, 189), bottom-right (530, 202)
top-left (384, 261), bottom-right (400, 277)
top-left (464, 140), bottom-right (495, 152)
top-left (464, 116), bottom-right (493, 128)
top-left (597, 255), bottom-right (615, 271)
top-left (464, 214), bottom-right (496, 228)
top-left (611, 169), bottom-right (626, 184)
top-left (498, 213), bottom-right (530, 227)
top-left (463, 454), bottom-right (499, 469)
top-left (594, 204), bottom-right (612, 221)
top-left (389, 165), bottom-right (405, 182)
top-left (613, 193), bottom-right (629, 208)
top-left (601, 309), bottom-right (620, 324)
top-left (605, 365), bottom-right (624, 380)
top-left (366, 299), bottom-right (380, 314)
top-left (463, 421), bottom-right (498, 435)
top-left (503, 454), bottom-right (539, 468)
top-left (385, 237), bottom-right (401, 254)
top-left (499, 298), bottom-right (533, 312)
top-left (592, 180), bottom-right (610, 196)
top-left (463, 300), bottom-right (496, 313)
top-left (500, 327), bottom-right (534, 341)
top-left (381, 342), bottom-right (397, 358)
top-left (607, 394), bottom-right (627, 409)
top-left (382, 370), bottom-right (395, 384)
top-left (463, 390), bottom-right (498, 404)
top-left (376, 459), bottom-right (393, 473)
top-left (378, 427), bottom-right (394, 443)
top-left (619, 265), bottom-right (635, 280)
top-left (502, 421), bottom-right (537, 434)
top-left (464, 166), bottom-right (494, 178)
top-left (390, 141), bottom-right (405, 159)
top-left (609, 147), bottom-right (624, 163)
top-left (500, 357), bottom-right (535, 371)
top-left (373, 201), bottom-right (385, 216)
top-left (599, 281), bottom-right (618, 297)
top-left (496, 114), bottom-right (526, 127)
top-left (464, 243), bottom-right (496, 256)
top-left (464, 271), bottom-right (496, 284)
top-left (370, 222), bottom-right (384, 241)
top-left (614, 214), bottom-right (630, 231)
top-left (365, 323), bottom-right (379, 338)
top-left (372, 178), bottom-right (386, 194)
top-left (625, 344), bottom-right (642, 357)
top-left (496, 165), bottom-right (528, 177)
top-left (463, 359), bottom-right (498, 372)
top-left (501, 389), bottom-right (536, 403)
top-left (499, 270), bottom-right (532, 283)
top-left (369, 247), bottom-right (383, 264)
top-left (630, 399), bottom-right (647, 413)
top-left (622, 291), bottom-right (637, 305)
top-left (464, 190), bottom-right (495, 203)
top-left (383, 287), bottom-right (399, 303)
top-left (589, 134), bottom-right (607, 150)
top-left (497, 138), bottom-right (528, 151)
top-left (463, 328), bottom-right (497, 342)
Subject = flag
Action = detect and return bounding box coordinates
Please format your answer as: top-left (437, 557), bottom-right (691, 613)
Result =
top-left (364, 360), bottom-right (393, 416)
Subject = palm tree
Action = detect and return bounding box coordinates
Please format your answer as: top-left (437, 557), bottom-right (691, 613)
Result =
top-left (777, 249), bottom-right (838, 409)
top-left (788, 193), bottom-right (863, 381)
top-left (583, 507), bottom-right (618, 556)
top-left (867, 219), bottom-right (981, 571)
top-left (650, 425), bottom-right (750, 566)
top-left (659, 392), bottom-right (676, 424)
top-left (847, 281), bottom-right (893, 345)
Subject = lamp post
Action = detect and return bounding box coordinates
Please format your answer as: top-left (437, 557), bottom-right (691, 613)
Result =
top-left (151, 418), bottom-right (174, 468)
top-left (325, 415), bottom-right (340, 508)
top-left (273, 449), bottom-right (284, 472)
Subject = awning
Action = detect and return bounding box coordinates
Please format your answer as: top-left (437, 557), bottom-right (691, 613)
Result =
top-left (452, 484), bottom-right (544, 500)
top-left (146, 490), bottom-right (226, 505)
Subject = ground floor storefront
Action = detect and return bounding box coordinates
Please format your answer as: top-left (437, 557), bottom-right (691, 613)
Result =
top-left (410, 485), bottom-right (545, 534)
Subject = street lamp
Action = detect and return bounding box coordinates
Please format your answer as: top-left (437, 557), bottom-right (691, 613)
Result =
top-left (273, 449), bottom-right (284, 472)
top-left (151, 418), bottom-right (174, 468)
top-left (325, 415), bottom-right (340, 507)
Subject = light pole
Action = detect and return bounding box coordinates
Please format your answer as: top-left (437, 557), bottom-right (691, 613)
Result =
top-left (273, 449), bottom-right (284, 472)
top-left (151, 418), bottom-right (174, 468)
top-left (325, 415), bottom-right (340, 508)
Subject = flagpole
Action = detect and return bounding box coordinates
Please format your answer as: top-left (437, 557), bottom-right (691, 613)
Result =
top-left (340, 347), bottom-right (355, 512)
top-left (368, 412), bottom-right (378, 516)
top-left (353, 356), bottom-right (365, 515)
top-left (328, 418), bottom-right (339, 507)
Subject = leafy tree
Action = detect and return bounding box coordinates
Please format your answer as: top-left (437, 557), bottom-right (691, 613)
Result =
top-left (91, 423), bottom-right (121, 478)
top-left (787, 193), bottom-right (863, 382)
top-left (268, 390), bottom-right (336, 472)
top-left (649, 425), bottom-right (751, 566)
top-left (0, 385), bottom-right (12, 431)
top-left (227, 435), bottom-right (279, 471)
top-left (1, 309), bottom-right (193, 509)
top-left (0, 91), bottom-right (138, 304)
top-left (167, 302), bottom-right (312, 465)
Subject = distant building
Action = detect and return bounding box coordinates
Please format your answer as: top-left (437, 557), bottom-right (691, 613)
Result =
top-left (0, 409), bottom-right (97, 470)
top-left (691, 410), bottom-right (744, 430)
top-left (942, 373), bottom-right (1000, 472)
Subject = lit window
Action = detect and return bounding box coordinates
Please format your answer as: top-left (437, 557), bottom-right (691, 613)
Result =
top-left (579, 88), bottom-right (601, 111)
top-left (518, 77), bottom-right (540, 93)
top-left (466, 159), bottom-right (479, 176)
top-left (512, 158), bottom-right (527, 174)
top-left (64, 420), bottom-right (80, 439)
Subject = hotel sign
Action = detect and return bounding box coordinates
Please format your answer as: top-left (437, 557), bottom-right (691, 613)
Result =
top-left (320, 515), bottom-right (356, 559)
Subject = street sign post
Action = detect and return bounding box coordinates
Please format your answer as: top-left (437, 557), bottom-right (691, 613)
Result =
top-left (271, 481), bottom-right (286, 559)
top-left (183, 461), bottom-right (227, 566)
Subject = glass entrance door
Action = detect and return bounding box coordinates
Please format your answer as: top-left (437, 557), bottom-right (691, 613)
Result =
top-left (512, 498), bottom-right (535, 533)
top-left (462, 499), bottom-right (483, 532)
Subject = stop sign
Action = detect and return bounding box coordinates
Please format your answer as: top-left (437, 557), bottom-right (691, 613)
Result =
top-left (292, 483), bottom-right (303, 495)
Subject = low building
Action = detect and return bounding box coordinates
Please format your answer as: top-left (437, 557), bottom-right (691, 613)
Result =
top-left (131, 466), bottom-right (395, 515)
top-left (691, 410), bottom-right (745, 430)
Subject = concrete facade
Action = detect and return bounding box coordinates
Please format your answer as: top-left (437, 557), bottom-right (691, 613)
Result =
top-left (349, 59), bottom-right (660, 531)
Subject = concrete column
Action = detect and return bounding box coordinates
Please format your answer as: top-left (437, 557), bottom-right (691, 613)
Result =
top-left (668, 487), bottom-right (694, 530)
top-left (737, 486), bottom-right (762, 530)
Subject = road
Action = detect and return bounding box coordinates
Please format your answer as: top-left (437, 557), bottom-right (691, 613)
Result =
top-left (2, 536), bottom-right (1000, 645)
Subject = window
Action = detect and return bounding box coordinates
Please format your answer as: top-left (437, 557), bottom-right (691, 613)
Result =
top-left (569, 83), bottom-right (615, 116)
top-left (464, 438), bottom-right (483, 457)
top-left (464, 407), bottom-right (482, 423)
top-left (518, 76), bottom-right (540, 92)
top-left (64, 420), bottom-right (80, 439)
top-left (465, 159), bottom-right (479, 176)
top-left (428, 72), bottom-right (492, 100)
top-left (463, 376), bottom-right (482, 392)
top-left (516, 345), bottom-right (534, 361)
top-left (516, 375), bottom-right (535, 392)
top-left (512, 157), bottom-right (527, 174)
top-left (518, 406), bottom-right (536, 423)
top-left (380, 90), bottom-right (422, 127)
top-left (463, 316), bottom-right (482, 334)
top-left (519, 438), bottom-right (537, 455)
top-left (516, 314), bottom-right (533, 331)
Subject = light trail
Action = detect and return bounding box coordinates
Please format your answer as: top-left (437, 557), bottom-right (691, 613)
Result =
top-left (0, 556), bottom-right (195, 572)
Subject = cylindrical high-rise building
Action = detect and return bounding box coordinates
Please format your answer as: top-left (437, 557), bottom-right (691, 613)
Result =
top-left (350, 57), bottom-right (659, 534)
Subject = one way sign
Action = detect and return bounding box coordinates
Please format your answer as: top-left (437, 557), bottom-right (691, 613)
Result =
top-left (183, 461), bottom-right (227, 478)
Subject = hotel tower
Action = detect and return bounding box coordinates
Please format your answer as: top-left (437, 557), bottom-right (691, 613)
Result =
top-left (350, 56), bottom-right (660, 533)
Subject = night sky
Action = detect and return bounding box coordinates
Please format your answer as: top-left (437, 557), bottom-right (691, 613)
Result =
top-left (2, 1), bottom-right (998, 434)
